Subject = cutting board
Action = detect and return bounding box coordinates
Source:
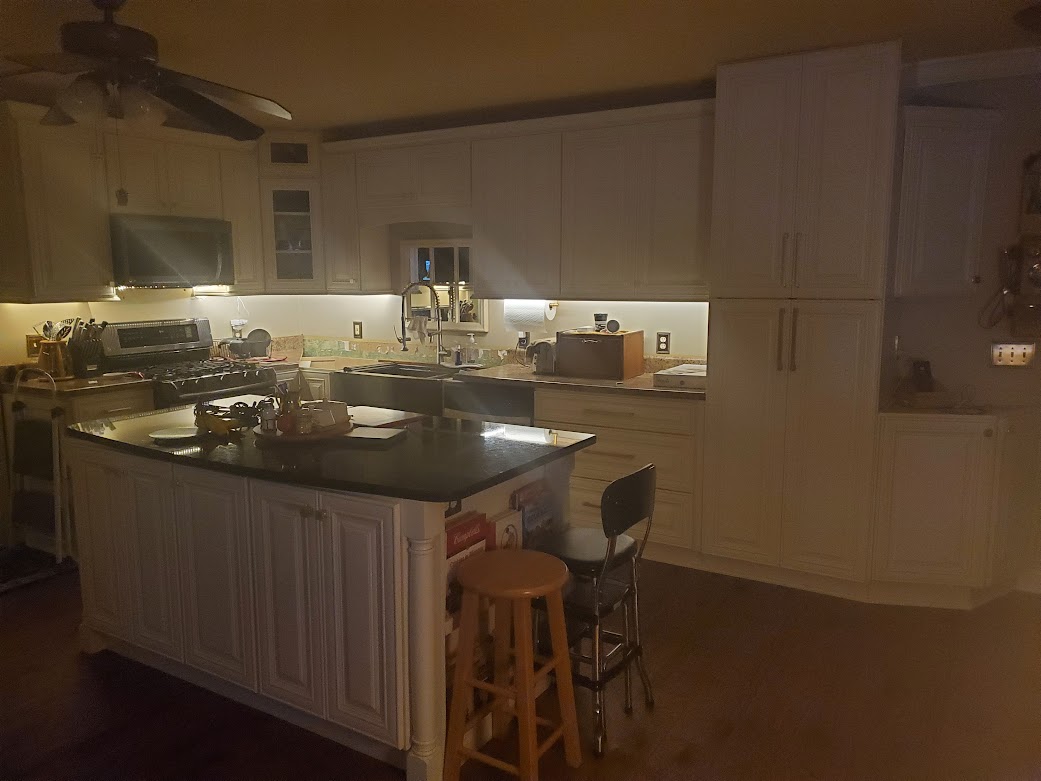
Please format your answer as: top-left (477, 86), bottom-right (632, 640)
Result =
top-left (347, 406), bottom-right (427, 428)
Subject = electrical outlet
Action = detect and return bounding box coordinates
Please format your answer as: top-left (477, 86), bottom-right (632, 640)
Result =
top-left (25, 334), bottom-right (43, 358)
top-left (353, 321), bottom-right (363, 339)
top-left (656, 332), bottom-right (671, 354)
top-left (991, 341), bottom-right (1036, 366)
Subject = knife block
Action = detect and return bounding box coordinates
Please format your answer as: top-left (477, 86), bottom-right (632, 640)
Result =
top-left (554, 329), bottom-right (644, 380)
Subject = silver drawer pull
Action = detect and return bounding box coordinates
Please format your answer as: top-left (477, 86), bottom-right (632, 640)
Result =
top-left (586, 450), bottom-right (636, 460)
top-left (582, 408), bottom-right (635, 417)
top-left (101, 406), bottom-right (134, 415)
top-left (581, 501), bottom-right (602, 510)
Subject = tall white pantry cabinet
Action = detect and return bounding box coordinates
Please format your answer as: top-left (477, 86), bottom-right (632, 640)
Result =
top-left (703, 42), bottom-right (899, 581)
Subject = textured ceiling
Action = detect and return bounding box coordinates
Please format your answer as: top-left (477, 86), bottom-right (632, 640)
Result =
top-left (0, 0), bottom-right (1037, 137)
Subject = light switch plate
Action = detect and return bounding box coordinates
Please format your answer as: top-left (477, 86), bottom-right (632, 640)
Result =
top-left (353, 321), bottom-right (363, 339)
top-left (656, 332), bottom-right (671, 354)
top-left (991, 341), bottom-right (1035, 366)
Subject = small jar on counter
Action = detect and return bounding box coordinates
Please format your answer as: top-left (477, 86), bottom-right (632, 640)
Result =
top-left (295, 406), bottom-right (315, 435)
top-left (259, 400), bottom-right (278, 434)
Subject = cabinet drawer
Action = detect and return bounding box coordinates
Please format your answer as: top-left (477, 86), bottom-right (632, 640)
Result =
top-left (72, 387), bottom-right (155, 423)
top-left (568, 477), bottom-right (694, 549)
top-left (543, 420), bottom-right (694, 493)
top-left (535, 388), bottom-right (697, 435)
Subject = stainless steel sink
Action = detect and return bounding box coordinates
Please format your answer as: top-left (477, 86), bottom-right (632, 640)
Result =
top-left (330, 362), bottom-right (458, 415)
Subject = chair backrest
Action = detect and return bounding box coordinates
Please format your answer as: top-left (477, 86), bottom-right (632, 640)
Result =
top-left (600, 464), bottom-right (656, 539)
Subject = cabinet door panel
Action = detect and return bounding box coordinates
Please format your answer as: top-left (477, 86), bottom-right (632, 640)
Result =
top-left (105, 134), bottom-right (166, 213)
top-left (175, 468), bottom-right (256, 688)
top-left (69, 455), bottom-right (130, 640)
top-left (322, 494), bottom-right (403, 747)
top-left (472, 133), bottom-right (562, 299)
top-left (124, 457), bottom-right (182, 660)
top-left (873, 417), bottom-right (995, 585)
top-left (22, 125), bottom-right (112, 300)
top-left (894, 107), bottom-right (995, 297)
top-left (635, 116), bottom-right (713, 299)
top-left (165, 143), bottom-right (222, 217)
top-left (702, 300), bottom-right (789, 563)
top-left (220, 149), bottom-right (265, 294)
top-left (415, 142), bottom-right (470, 206)
top-left (569, 477), bottom-right (695, 549)
top-left (322, 152), bottom-right (363, 292)
top-left (793, 43), bottom-right (899, 298)
top-left (356, 148), bottom-right (416, 208)
top-left (261, 179), bottom-right (325, 293)
top-left (561, 126), bottom-right (635, 298)
top-left (780, 301), bottom-right (880, 580)
top-left (710, 56), bottom-right (801, 297)
top-left (251, 482), bottom-right (324, 716)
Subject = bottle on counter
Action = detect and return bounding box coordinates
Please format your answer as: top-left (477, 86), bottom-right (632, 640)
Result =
top-left (259, 400), bottom-right (278, 434)
top-left (463, 333), bottom-right (479, 365)
top-left (453, 344), bottom-right (463, 366)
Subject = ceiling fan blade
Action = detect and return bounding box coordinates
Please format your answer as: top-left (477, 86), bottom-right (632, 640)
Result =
top-left (3, 51), bottom-right (104, 74)
top-left (1015, 2), bottom-right (1041, 31)
top-left (153, 83), bottom-right (265, 141)
top-left (157, 66), bottom-right (292, 120)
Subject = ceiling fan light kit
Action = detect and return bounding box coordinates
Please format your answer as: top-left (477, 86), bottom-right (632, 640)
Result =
top-left (4, 0), bottom-right (291, 140)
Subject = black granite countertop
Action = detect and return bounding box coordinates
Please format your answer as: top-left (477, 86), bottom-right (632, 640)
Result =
top-left (66, 395), bottom-right (595, 502)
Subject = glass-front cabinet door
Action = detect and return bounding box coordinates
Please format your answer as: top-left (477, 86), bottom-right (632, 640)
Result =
top-left (405, 240), bottom-right (486, 333)
top-left (261, 179), bottom-right (325, 293)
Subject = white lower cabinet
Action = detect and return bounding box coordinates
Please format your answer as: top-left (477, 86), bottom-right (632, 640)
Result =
top-left (702, 299), bottom-right (881, 580)
top-left (174, 467), bottom-right (258, 689)
top-left (251, 482), bottom-right (325, 716)
top-left (123, 458), bottom-right (182, 661)
top-left (321, 493), bottom-right (404, 747)
top-left (873, 415), bottom-right (996, 586)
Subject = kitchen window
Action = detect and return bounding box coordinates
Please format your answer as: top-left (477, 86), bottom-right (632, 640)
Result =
top-left (404, 239), bottom-right (487, 332)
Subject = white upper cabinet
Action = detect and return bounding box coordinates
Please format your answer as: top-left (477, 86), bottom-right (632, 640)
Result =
top-left (356, 141), bottom-right (470, 209)
top-left (710, 42), bottom-right (900, 299)
top-left (260, 133), bottom-right (321, 177)
top-left (105, 133), bottom-right (223, 218)
top-left (894, 106), bottom-right (997, 297)
top-left (321, 151), bottom-right (366, 293)
top-left (220, 149), bottom-right (265, 294)
top-left (0, 105), bottom-right (114, 302)
top-left (561, 109), bottom-right (713, 300)
top-left (472, 132), bottom-right (562, 299)
top-left (261, 178), bottom-right (326, 293)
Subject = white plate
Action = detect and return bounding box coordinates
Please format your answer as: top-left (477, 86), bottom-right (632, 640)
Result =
top-left (149, 427), bottom-right (202, 442)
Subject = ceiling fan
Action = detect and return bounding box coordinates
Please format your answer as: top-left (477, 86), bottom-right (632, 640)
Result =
top-left (1, 0), bottom-right (291, 140)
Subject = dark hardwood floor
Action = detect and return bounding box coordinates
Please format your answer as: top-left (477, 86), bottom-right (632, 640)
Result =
top-left (3, 563), bottom-right (1040, 780)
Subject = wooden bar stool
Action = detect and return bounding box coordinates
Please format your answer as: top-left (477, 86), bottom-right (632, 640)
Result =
top-left (444, 549), bottom-right (582, 781)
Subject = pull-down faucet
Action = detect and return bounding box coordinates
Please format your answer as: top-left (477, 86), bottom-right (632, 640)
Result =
top-left (399, 282), bottom-right (448, 363)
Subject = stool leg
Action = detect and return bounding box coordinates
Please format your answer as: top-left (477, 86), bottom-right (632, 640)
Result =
top-left (513, 599), bottom-right (539, 781)
top-left (622, 599), bottom-right (634, 715)
top-left (631, 559), bottom-right (654, 708)
top-left (493, 597), bottom-right (513, 738)
top-left (547, 589), bottom-right (582, 768)
top-left (591, 611), bottom-right (607, 757)
top-left (444, 590), bottom-right (480, 781)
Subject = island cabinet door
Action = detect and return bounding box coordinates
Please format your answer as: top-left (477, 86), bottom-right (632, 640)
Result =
top-left (249, 481), bottom-right (326, 717)
top-left (122, 456), bottom-right (182, 661)
top-left (320, 493), bottom-right (405, 748)
top-left (69, 450), bottom-right (131, 641)
top-left (173, 467), bottom-right (257, 690)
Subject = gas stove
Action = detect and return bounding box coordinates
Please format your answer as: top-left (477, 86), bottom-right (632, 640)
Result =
top-left (98, 318), bottom-right (278, 407)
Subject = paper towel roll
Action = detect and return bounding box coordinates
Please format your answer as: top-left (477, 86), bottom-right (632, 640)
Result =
top-left (503, 299), bottom-right (546, 332)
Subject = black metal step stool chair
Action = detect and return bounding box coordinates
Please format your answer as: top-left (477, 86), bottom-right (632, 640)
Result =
top-left (536, 463), bottom-right (656, 756)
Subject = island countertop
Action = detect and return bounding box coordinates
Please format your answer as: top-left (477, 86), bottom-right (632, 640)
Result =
top-left (66, 396), bottom-right (595, 502)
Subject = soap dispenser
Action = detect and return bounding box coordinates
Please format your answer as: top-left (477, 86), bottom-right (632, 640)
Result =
top-left (464, 333), bottom-right (479, 365)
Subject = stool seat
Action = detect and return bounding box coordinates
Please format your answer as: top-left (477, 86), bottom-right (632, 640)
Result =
top-left (537, 527), bottom-right (637, 578)
top-left (457, 548), bottom-right (569, 598)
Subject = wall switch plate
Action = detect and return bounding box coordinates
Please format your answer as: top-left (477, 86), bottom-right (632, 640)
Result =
top-left (353, 321), bottom-right (363, 339)
top-left (656, 332), bottom-right (671, 354)
top-left (991, 341), bottom-right (1035, 366)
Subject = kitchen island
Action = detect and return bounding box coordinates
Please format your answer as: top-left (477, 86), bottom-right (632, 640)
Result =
top-left (64, 398), bottom-right (594, 781)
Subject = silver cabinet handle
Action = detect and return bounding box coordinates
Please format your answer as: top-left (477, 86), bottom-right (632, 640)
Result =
top-left (793, 232), bottom-right (802, 288)
top-left (585, 450), bottom-right (636, 461)
top-left (101, 406), bottom-right (134, 415)
top-left (776, 307), bottom-right (786, 372)
top-left (790, 307), bottom-right (799, 372)
top-left (581, 501), bottom-right (602, 510)
top-left (780, 232), bottom-right (790, 287)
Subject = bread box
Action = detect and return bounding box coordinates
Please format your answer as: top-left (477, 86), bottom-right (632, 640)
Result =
top-left (554, 329), bottom-right (644, 380)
